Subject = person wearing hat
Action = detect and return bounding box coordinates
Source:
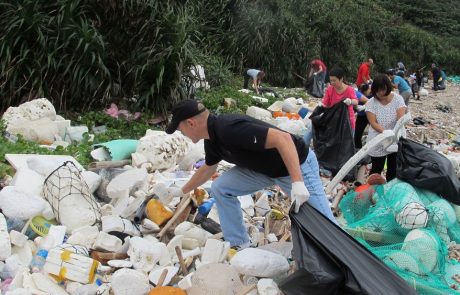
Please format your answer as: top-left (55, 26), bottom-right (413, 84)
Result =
top-left (166, 99), bottom-right (336, 249)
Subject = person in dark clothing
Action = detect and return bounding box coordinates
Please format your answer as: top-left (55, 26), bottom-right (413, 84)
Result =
top-left (165, 99), bottom-right (336, 249)
top-left (354, 83), bottom-right (372, 149)
top-left (431, 63), bottom-right (441, 91)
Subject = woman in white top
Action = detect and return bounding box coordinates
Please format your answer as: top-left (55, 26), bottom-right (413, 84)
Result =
top-left (366, 74), bottom-right (407, 181)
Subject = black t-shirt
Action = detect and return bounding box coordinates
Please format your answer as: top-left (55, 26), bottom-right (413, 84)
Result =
top-left (205, 114), bottom-right (308, 178)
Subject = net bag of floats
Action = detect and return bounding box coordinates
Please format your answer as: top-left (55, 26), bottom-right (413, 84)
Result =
top-left (43, 161), bottom-right (101, 232)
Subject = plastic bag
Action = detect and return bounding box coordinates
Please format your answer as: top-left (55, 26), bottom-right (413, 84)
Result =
top-left (307, 74), bottom-right (325, 98)
top-left (396, 138), bottom-right (460, 205)
top-left (310, 103), bottom-right (355, 177)
top-left (279, 204), bottom-right (417, 295)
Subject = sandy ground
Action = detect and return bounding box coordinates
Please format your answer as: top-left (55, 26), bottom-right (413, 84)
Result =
top-left (406, 81), bottom-right (460, 143)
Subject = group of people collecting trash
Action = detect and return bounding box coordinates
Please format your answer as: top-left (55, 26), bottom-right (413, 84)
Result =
top-left (163, 57), bottom-right (446, 292)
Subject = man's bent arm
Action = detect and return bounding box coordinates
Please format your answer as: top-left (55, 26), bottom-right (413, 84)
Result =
top-left (182, 163), bottom-right (218, 194)
top-left (265, 128), bottom-right (303, 182)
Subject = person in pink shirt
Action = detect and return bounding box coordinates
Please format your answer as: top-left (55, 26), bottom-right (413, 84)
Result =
top-left (322, 67), bottom-right (358, 130)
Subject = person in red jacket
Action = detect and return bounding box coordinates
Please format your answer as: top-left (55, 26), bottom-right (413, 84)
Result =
top-left (355, 58), bottom-right (374, 86)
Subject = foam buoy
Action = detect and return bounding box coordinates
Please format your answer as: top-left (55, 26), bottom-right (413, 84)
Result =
top-left (383, 251), bottom-right (422, 275)
top-left (396, 202), bottom-right (428, 229)
top-left (402, 229), bottom-right (440, 273)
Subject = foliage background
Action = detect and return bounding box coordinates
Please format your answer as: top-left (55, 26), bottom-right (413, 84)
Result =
top-left (1, 0), bottom-right (459, 114)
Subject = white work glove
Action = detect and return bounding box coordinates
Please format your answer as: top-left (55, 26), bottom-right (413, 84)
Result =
top-left (356, 105), bottom-right (366, 112)
top-left (343, 98), bottom-right (352, 105)
top-left (291, 181), bottom-right (310, 213)
top-left (167, 187), bottom-right (184, 200)
top-left (382, 129), bottom-right (394, 137)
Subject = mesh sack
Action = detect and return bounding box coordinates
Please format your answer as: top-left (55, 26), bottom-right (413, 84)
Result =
top-left (43, 161), bottom-right (101, 232)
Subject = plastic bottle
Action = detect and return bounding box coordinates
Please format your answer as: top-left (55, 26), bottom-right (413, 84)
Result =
top-left (30, 235), bottom-right (55, 273)
top-left (198, 198), bottom-right (216, 216)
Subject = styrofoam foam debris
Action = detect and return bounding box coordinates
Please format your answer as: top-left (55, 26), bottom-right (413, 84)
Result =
top-left (80, 171), bottom-right (102, 194)
top-left (230, 248), bottom-right (290, 278)
top-left (246, 106), bottom-right (272, 120)
top-left (9, 230), bottom-right (28, 248)
top-left (93, 232), bottom-right (122, 252)
top-left (177, 272), bottom-right (194, 290)
top-left (174, 222), bottom-right (211, 247)
top-left (148, 266), bottom-right (179, 286)
top-left (121, 196), bottom-right (145, 219)
top-left (10, 242), bottom-right (33, 268)
top-left (255, 193), bottom-right (271, 216)
top-left (1, 213), bottom-right (12, 261)
top-left (276, 118), bottom-right (307, 136)
top-left (65, 281), bottom-right (83, 294)
top-left (238, 195), bottom-right (255, 217)
top-left (127, 237), bottom-right (163, 272)
top-left (0, 186), bottom-right (46, 220)
top-left (47, 225), bottom-right (67, 247)
top-left (200, 239), bottom-right (229, 266)
top-left (257, 278), bottom-right (281, 295)
top-left (102, 216), bottom-right (140, 237)
top-left (111, 268), bottom-right (150, 295)
top-left (106, 168), bottom-right (148, 200)
top-left (2, 98), bottom-right (56, 123)
top-left (108, 259), bottom-right (133, 268)
top-left (31, 272), bottom-right (69, 295)
top-left (67, 226), bottom-right (99, 249)
top-left (133, 130), bottom-right (191, 171)
top-left (178, 140), bottom-right (205, 171)
top-left (10, 168), bottom-right (45, 197)
top-left (140, 219), bottom-right (160, 233)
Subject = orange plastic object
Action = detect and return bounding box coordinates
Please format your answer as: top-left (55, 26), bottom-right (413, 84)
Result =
top-left (273, 111), bottom-right (284, 118)
top-left (145, 199), bottom-right (173, 226)
top-left (148, 286), bottom-right (186, 295)
top-left (286, 113), bottom-right (300, 120)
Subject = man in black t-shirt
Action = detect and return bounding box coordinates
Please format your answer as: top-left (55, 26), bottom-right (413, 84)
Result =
top-left (166, 99), bottom-right (336, 249)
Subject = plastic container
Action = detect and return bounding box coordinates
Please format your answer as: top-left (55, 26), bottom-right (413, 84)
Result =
top-left (30, 235), bottom-right (55, 273)
top-left (198, 198), bottom-right (216, 216)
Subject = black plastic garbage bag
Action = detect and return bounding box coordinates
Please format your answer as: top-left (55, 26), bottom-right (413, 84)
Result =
top-left (279, 204), bottom-right (416, 295)
top-left (307, 74), bottom-right (325, 98)
top-left (310, 102), bottom-right (355, 176)
top-left (396, 137), bottom-right (460, 205)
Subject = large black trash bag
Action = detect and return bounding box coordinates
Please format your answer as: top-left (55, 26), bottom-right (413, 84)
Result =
top-left (397, 137), bottom-right (460, 205)
top-left (279, 204), bottom-right (416, 295)
top-left (307, 74), bottom-right (325, 98)
top-left (310, 102), bottom-right (355, 176)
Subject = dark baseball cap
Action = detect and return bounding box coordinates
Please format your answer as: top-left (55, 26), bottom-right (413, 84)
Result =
top-left (166, 99), bottom-right (206, 134)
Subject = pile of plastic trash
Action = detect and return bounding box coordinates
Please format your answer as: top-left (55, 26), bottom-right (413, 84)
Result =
top-left (0, 124), bottom-right (294, 295)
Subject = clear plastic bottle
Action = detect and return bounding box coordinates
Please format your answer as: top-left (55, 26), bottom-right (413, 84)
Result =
top-left (30, 235), bottom-right (55, 273)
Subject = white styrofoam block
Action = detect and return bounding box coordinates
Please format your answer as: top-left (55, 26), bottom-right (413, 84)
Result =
top-left (67, 226), bottom-right (99, 248)
top-left (258, 278), bottom-right (281, 295)
top-left (255, 193), bottom-right (271, 216)
top-left (31, 272), bottom-right (69, 295)
top-left (177, 272), bottom-right (194, 290)
top-left (101, 215), bottom-right (140, 236)
top-left (108, 260), bottom-right (133, 268)
top-left (140, 219), bottom-right (160, 233)
top-left (80, 171), bottom-right (102, 194)
top-left (182, 238), bottom-right (201, 250)
top-left (166, 235), bottom-right (183, 260)
top-left (10, 168), bottom-right (45, 196)
top-left (111, 268), bottom-right (150, 295)
top-left (47, 225), bottom-right (67, 247)
top-left (0, 213), bottom-right (12, 260)
top-left (174, 222), bottom-right (211, 247)
top-left (0, 186), bottom-right (46, 220)
top-left (93, 232), bottom-right (122, 252)
top-left (127, 237), bottom-right (163, 272)
top-left (2, 98), bottom-right (56, 123)
top-left (148, 266), bottom-right (178, 286)
top-left (200, 239), bottom-right (229, 266)
top-left (11, 242), bottom-right (33, 267)
top-left (136, 130), bottom-right (191, 171)
top-left (106, 168), bottom-right (148, 200)
top-left (120, 196), bottom-right (145, 219)
top-left (230, 248), bottom-right (290, 278)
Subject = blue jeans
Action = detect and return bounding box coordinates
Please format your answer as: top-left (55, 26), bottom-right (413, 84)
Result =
top-left (210, 149), bottom-right (336, 246)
